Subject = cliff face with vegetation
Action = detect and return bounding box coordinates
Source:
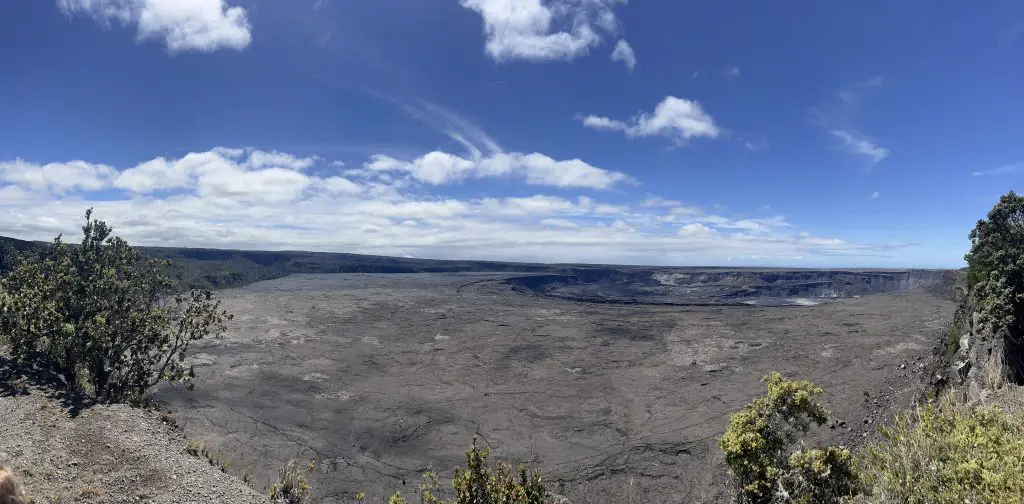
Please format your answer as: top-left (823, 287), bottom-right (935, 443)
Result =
top-left (713, 192), bottom-right (1024, 504)
top-left (951, 191), bottom-right (1024, 395)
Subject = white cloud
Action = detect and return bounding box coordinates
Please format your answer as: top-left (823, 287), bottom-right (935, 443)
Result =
top-left (581, 115), bottom-right (627, 131)
top-left (197, 166), bottom-right (312, 202)
top-left (610, 40), bottom-right (636, 71)
top-left (114, 156), bottom-right (190, 192)
top-left (799, 235), bottom-right (848, 247)
top-left (540, 218), bottom-right (578, 228)
top-left (0, 158), bottom-right (115, 193)
top-left (716, 216), bottom-right (791, 233)
top-left (321, 177), bottom-right (362, 195)
top-left (330, 160), bottom-right (347, 168)
top-left (660, 205), bottom-right (790, 233)
top-left (830, 130), bottom-right (890, 164)
top-left (367, 151), bottom-right (630, 189)
top-left (0, 148), bottom-right (914, 267)
top-left (641, 196), bottom-right (681, 207)
top-left (246, 150), bottom-right (317, 171)
top-left (871, 191), bottom-right (880, 199)
top-left (972, 163), bottom-right (1023, 176)
top-left (725, 66), bottom-right (741, 78)
top-left (678, 223), bottom-right (716, 238)
top-left (460, 0), bottom-right (624, 62)
top-left (58, 0), bottom-right (251, 53)
top-left (581, 96), bottom-right (720, 145)
top-left (480, 195), bottom-right (579, 216)
top-left (212, 146), bottom-right (245, 158)
top-left (479, 195), bottom-right (627, 217)
top-left (669, 205), bottom-right (705, 216)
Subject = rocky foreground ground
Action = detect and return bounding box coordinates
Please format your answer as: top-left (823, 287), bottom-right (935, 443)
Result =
top-left (0, 378), bottom-right (271, 504)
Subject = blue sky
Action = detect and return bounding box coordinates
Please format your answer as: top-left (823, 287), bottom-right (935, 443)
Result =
top-left (1, 0), bottom-right (1022, 267)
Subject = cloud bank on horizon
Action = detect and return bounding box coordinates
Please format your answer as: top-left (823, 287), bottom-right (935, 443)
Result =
top-left (0, 145), bottom-right (908, 266)
top-left (1, 0), bottom-right (1018, 267)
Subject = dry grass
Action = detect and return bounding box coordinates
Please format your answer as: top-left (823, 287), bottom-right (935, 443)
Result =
top-left (268, 459), bottom-right (315, 504)
top-left (78, 485), bottom-right (103, 499)
top-left (0, 466), bottom-right (29, 504)
top-left (979, 349), bottom-right (1007, 391)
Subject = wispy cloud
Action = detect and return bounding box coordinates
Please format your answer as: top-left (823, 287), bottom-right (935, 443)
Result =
top-left (835, 75), bottom-right (885, 111)
top-left (871, 191), bottom-right (880, 199)
top-left (999, 22), bottom-right (1024, 47)
top-left (641, 196), bottom-right (681, 207)
top-left (370, 93), bottom-right (502, 158)
top-left (744, 138), bottom-right (769, 152)
top-left (830, 130), bottom-right (890, 164)
top-left (692, 67), bottom-right (741, 80)
top-left (814, 76), bottom-right (889, 164)
top-left (972, 162), bottom-right (1023, 176)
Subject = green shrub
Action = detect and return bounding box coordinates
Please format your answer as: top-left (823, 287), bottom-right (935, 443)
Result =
top-left (780, 447), bottom-right (858, 504)
top-left (0, 210), bottom-right (232, 403)
top-left (944, 322), bottom-right (964, 360)
top-left (387, 440), bottom-right (548, 504)
top-left (452, 439), bottom-right (547, 504)
top-left (860, 401), bottom-right (1024, 504)
top-left (419, 471), bottom-right (442, 504)
top-left (719, 372), bottom-right (859, 504)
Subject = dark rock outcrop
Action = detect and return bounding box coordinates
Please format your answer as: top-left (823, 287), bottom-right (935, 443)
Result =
top-left (505, 269), bottom-right (954, 306)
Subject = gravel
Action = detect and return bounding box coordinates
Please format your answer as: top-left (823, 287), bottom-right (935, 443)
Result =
top-left (0, 387), bottom-right (271, 504)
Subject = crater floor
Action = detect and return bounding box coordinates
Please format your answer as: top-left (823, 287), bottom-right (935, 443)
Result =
top-left (156, 273), bottom-right (955, 503)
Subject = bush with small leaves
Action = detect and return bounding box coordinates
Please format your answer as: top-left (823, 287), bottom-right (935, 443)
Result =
top-left (0, 209), bottom-right (232, 403)
top-left (778, 447), bottom-right (859, 504)
top-left (393, 440), bottom-right (548, 504)
top-left (451, 439), bottom-right (547, 504)
top-left (419, 471), bottom-right (442, 504)
top-left (719, 372), bottom-right (858, 504)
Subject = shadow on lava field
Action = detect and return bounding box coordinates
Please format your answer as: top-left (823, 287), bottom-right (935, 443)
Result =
top-left (155, 273), bottom-right (955, 504)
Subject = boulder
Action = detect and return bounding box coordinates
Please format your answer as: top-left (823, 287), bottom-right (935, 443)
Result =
top-left (955, 359), bottom-right (972, 382)
top-left (959, 334), bottom-right (971, 354)
top-left (549, 493), bottom-right (573, 504)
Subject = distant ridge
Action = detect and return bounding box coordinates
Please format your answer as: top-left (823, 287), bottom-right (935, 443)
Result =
top-left (0, 234), bottom-right (961, 292)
